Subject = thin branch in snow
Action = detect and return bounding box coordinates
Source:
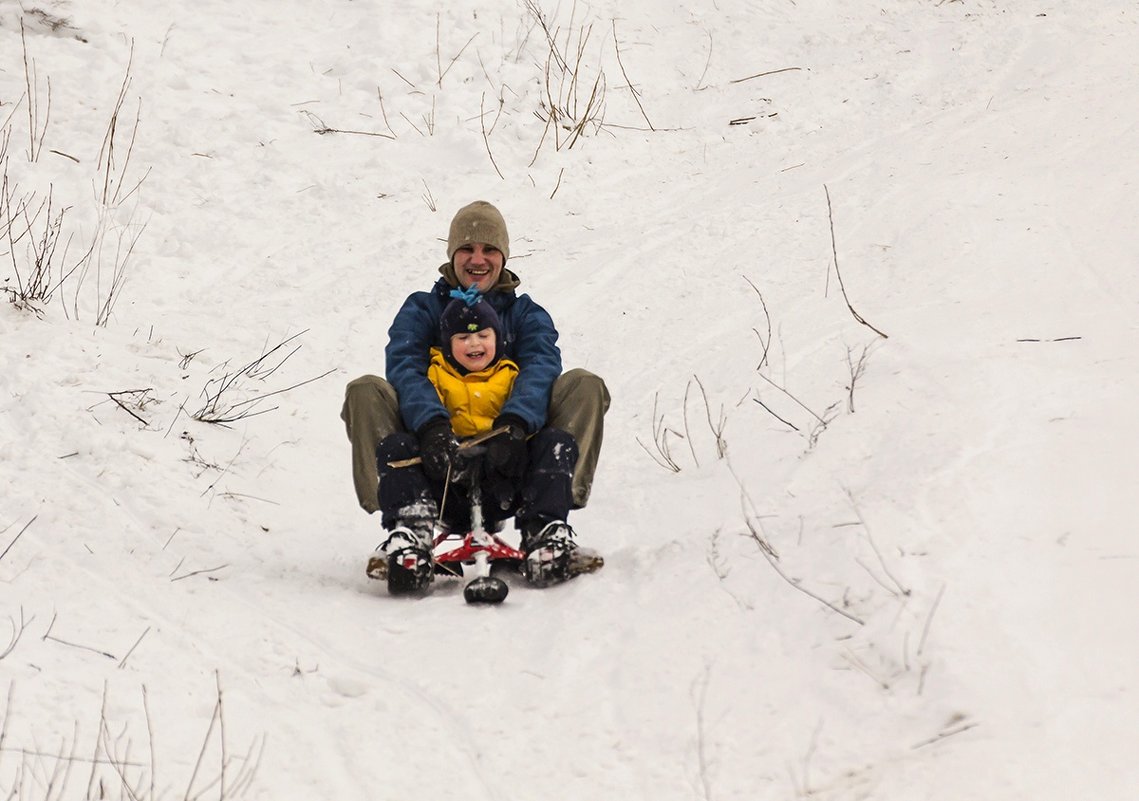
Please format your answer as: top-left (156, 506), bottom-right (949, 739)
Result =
top-left (733, 465), bottom-right (864, 625)
top-left (841, 648), bottom-right (890, 689)
top-left (730, 66), bottom-right (803, 84)
top-left (691, 664), bottom-right (714, 800)
top-left (612, 20), bottom-right (654, 131)
top-left (117, 626), bottom-right (151, 669)
top-left (694, 30), bottom-right (713, 91)
top-left (844, 488), bottom-right (910, 596)
top-left (844, 344), bottom-right (872, 413)
top-left (636, 392), bottom-right (683, 472)
top-left (911, 720), bottom-right (979, 750)
top-left (917, 583), bottom-right (947, 657)
top-left (694, 375), bottom-right (727, 459)
top-left (42, 612), bottom-right (116, 659)
top-left (0, 607), bottom-right (34, 661)
top-left (823, 184), bottom-right (889, 338)
top-left (170, 564), bottom-right (228, 583)
top-left (752, 394), bottom-right (800, 431)
top-left (481, 93), bottom-right (504, 179)
top-left (742, 275), bottom-right (772, 371)
top-left (1, 515), bottom-right (36, 563)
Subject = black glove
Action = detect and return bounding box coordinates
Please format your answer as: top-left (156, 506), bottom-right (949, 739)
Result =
top-left (418, 418), bottom-right (459, 481)
top-left (486, 415), bottom-right (529, 477)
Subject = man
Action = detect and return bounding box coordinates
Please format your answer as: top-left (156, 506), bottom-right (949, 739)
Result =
top-left (341, 200), bottom-right (610, 591)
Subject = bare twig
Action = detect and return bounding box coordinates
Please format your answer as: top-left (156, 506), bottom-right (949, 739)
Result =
top-left (635, 392), bottom-right (683, 472)
top-left (183, 682), bottom-right (221, 801)
top-left (1, 515), bottom-right (36, 563)
top-left (734, 467), bottom-right (864, 625)
top-left (755, 372), bottom-right (829, 427)
top-left (742, 275), bottom-right (772, 370)
top-left (391, 68), bottom-right (415, 88)
top-left (21, 20), bottom-right (53, 162)
top-left (694, 30), bottom-right (713, 91)
top-left (143, 685), bottom-right (157, 801)
top-left (193, 331), bottom-right (332, 425)
top-left (302, 110), bottom-right (395, 139)
top-left (480, 93), bottom-right (504, 179)
top-left (752, 395), bottom-right (799, 431)
top-left (824, 184), bottom-right (888, 338)
top-left (845, 344), bottom-right (872, 413)
top-left (420, 179), bottom-right (436, 211)
top-left (0, 607), bottom-right (34, 661)
top-left (612, 20), bottom-right (654, 131)
top-left (217, 672), bottom-right (228, 800)
top-left (0, 682), bottom-right (12, 776)
top-left (116, 626), bottom-right (151, 669)
top-left (438, 29), bottom-right (478, 87)
top-left (682, 379), bottom-right (698, 468)
top-left (43, 613), bottom-right (116, 659)
top-left (96, 40), bottom-right (137, 208)
top-left (692, 665), bottom-right (714, 800)
top-left (527, 7), bottom-right (607, 156)
top-left (376, 87), bottom-right (398, 138)
top-left (170, 564), bottom-right (228, 582)
top-left (694, 375), bottom-right (727, 458)
top-left (844, 488), bottom-right (910, 596)
top-left (842, 649), bottom-right (890, 689)
top-left (911, 721), bottom-right (978, 749)
top-left (917, 584), bottom-right (946, 657)
top-left (729, 66), bottom-right (803, 84)
top-left (107, 388), bottom-right (153, 426)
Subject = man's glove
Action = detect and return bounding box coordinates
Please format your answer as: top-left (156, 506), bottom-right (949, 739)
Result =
top-left (418, 418), bottom-right (459, 481)
top-left (486, 415), bottom-right (529, 477)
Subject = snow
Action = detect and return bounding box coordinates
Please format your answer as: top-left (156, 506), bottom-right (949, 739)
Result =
top-left (2, 1), bottom-right (1137, 799)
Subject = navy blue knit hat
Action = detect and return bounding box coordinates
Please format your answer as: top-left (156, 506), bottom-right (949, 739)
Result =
top-left (440, 287), bottom-right (503, 370)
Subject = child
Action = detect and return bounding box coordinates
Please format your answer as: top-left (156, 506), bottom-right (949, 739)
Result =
top-left (426, 289), bottom-right (519, 438)
top-left (367, 289), bottom-right (580, 593)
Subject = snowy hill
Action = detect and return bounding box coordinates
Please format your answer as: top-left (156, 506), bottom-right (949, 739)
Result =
top-left (2, 1), bottom-right (1137, 799)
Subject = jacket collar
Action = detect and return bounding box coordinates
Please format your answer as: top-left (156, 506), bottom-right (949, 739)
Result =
top-left (436, 262), bottom-right (521, 293)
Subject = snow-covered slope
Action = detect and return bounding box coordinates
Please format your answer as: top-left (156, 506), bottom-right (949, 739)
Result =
top-left (2, 1), bottom-right (1137, 799)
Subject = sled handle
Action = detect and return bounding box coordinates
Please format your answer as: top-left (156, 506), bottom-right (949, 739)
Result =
top-left (386, 426), bottom-right (509, 469)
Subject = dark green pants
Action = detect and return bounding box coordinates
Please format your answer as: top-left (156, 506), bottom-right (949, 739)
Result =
top-left (341, 369), bottom-right (610, 514)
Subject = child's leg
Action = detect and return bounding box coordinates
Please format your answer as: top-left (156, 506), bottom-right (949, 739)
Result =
top-left (481, 464), bottom-right (520, 533)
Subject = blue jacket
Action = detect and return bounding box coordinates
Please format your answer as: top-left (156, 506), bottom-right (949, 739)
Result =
top-left (386, 271), bottom-right (561, 435)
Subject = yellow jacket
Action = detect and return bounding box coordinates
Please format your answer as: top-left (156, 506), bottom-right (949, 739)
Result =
top-left (427, 347), bottom-right (519, 437)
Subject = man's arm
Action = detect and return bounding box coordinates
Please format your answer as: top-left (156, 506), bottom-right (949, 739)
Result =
top-left (500, 297), bottom-right (562, 432)
top-left (385, 292), bottom-right (450, 433)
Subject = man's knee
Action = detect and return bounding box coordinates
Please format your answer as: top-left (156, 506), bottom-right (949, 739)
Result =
top-left (342, 375), bottom-right (401, 433)
top-left (550, 370), bottom-right (610, 421)
top-left (554, 368), bottom-right (608, 401)
top-left (344, 374), bottom-right (397, 406)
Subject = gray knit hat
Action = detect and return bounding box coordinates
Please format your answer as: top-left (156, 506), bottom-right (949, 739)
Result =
top-left (447, 201), bottom-right (510, 262)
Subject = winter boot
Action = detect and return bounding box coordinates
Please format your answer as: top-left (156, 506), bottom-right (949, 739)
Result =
top-left (366, 525), bottom-right (435, 593)
top-left (519, 520), bottom-right (603, 588)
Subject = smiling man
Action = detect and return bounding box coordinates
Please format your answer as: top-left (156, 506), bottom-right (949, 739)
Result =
top-left (341, 201), bottom-right (610, 591)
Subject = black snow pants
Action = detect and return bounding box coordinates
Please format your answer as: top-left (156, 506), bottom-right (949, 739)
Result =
top-left (375, 428), bottom-right (579, 534)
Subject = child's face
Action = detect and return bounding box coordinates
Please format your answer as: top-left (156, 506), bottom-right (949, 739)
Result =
top-left (450, 328), bottom-right (496, 371)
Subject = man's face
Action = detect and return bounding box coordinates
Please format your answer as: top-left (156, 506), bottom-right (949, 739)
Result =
top-left (453, 243), bottom-right (504, 293)
top-left (450, 328), bottom-right (496, 372)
